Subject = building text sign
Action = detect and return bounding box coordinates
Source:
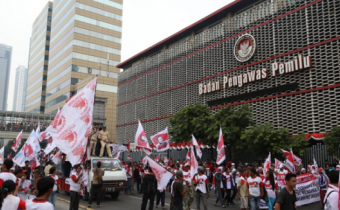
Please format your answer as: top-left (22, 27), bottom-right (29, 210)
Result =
top-left (199, 54), bottom-right (311, 95)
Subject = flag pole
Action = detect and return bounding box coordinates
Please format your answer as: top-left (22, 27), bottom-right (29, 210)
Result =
top-left (333, 155), bottom-right (339, 161)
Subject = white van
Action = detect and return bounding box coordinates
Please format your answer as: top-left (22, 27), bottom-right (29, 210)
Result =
top-left (84, 157), bottom-right (127, 200)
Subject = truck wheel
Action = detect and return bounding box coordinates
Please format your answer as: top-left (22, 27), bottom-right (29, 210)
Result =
top-left (110, 192), bottom-right (119, 199)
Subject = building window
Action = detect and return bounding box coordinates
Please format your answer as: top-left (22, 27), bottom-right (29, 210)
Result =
top-left (48, 7), bottom-right (52, 12)
top-left (47, 16), bottom-right (52, 22)
top-left (46, 35), bottom-right (50, 41)
top-left (71, 78), bottom-right (79, 85)
top-left (45, 45), bottom-right (49, 50)
top-left (44, 55), bottom-right (49, 60)
top-left (40, 106), bottom-right (45, 112)
top-left (42, 85), bottom-right (46, 91)
top-left (44, 65), bottom-right (48, 70)
top-left (47, 25), bottom-right (51, 31)
top-left (43, 75), bottom-right (47, 80)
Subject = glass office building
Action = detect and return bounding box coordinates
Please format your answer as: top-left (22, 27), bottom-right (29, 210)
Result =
top-left (25, 1), bottom-right (53, 113)
top-left (45, 0), bottom-right (122, 140)
top-left (13, 66), bottom-right (28, 112)
top-left (0, 44), bottom-right (12, 111)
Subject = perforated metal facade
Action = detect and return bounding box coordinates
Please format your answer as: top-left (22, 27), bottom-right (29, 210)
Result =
top-left (116, 0), bottom-right (340, 144)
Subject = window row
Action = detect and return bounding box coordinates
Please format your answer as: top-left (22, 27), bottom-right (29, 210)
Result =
top-left (25, 96), bottom-right (44, 110)
top-left (46, 78), bottom-right (79, 98)
top-left (76, 2), bottom-right (122, 21)
top-left (47, 53), bottom-right (73, 75)
top-left (30, 25), bottom-right (48, 51)
top-left (75, 15), bottom-right (122, 32)
top-left (32, 8), bottom-right (48, 32)
top-left (51, 4), bottom-right (76, 34)
top-left (50, 17), bottom-right (74, 45)
top-left (27, 67), bottom-right (45, 83)
top-left (52, 0), bottom-right (73, 24)
top-left (72, 64), bottom-right (118, 79)
top-left (73, 52), bottom-right (120, 66)
top-left (45, 92), bottom-right (71, 109)
top-left (74, 27), bottom-right (121, 44)
top-left (47, 65), bottom-right (71, 86)
top-left (73, 39), bottom-right (121, 55)
top-left (26, 85), bottom-right (45, 101)
top-left (97, 83), bottom-right (117, 93)
top-left (93, 0), bottom-right (123, 10)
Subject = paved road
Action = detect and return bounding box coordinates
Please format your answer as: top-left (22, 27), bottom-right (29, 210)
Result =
top-left (56, 188), bottom-right (323, 210)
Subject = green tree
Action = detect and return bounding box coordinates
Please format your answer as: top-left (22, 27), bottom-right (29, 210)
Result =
top-left (204, 104), bottom-right (254, 159)
top-left (168, 103), bottom-right (211, 142)
top-left (324, 126), bottom-right (340, 156)
top-left (239, 124), bottom-right (308, 157)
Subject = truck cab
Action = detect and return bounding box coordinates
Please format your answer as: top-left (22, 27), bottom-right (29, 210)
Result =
top-left (85, 157), bottom-right (127, 200)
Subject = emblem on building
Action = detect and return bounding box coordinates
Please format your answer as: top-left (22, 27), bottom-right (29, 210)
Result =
top-left (234, 34), bottom-right (256, 62)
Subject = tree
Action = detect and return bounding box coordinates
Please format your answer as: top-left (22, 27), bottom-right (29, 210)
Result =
top-left (239, 124), bottom-right (308, 157)
top-left (324, 126), bottom-right (340, 156)
top-left (204, 104), bottom-right (254, 159)
top-left (168, 103), bottom-right (211, 142)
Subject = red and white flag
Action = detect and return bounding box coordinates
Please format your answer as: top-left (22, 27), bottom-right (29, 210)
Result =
top-left (135, 120), bottom-right (148, 148)
top-left (216, 127), bottom-right (226, 165)
top-left (275, 159), bottom-right (282, 170)
top-left (13, 130), bottom-right (41, 167)
top-left (52, 151), bottom-right (62, 164)
top-left (192, 135), bottom-right (202, 158)
top-left (44, 137), bottom-right (56, 155)
top-left (164, 157), bottom-right (169, 164)
top-left (281, 148), bottom-right (302, 166)
top-left (36, 122), bottom-right (43, 142)
top-left (190, 146), bottom-right (198, 179)
top-left (7, 152), bottom-right (11, 159)
top-left (142, 156), bottom-right (148, 166)
top-left (155, 154), bottom-right (160, 161)
top-left (11, 130), bottom-right (22, 152)
top-left (263, 153), bottom-right (271, 176)
top-left (114, 152), bottom-right (120, 159)
top-left (186, 150), bottom-right (190, 163)
top-left (145, 156), bottom-right (173, 190)
top-left (283, 150), bottom-right (295, 173)
top-left (127, 154), bottom-right (132, 161)
top-left (45, 77), bottom-right (97, 166)
top-left (150, 127), bottom-right (169, 152)
top-left (29, 156), bottom-right (40, 169)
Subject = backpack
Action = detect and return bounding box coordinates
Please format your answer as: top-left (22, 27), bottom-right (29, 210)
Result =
top-left (144, 177), bottom-right (156, 194)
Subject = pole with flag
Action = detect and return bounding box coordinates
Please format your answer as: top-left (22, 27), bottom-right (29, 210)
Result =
top-left (216, 127), bottom-right (226, 165)
top-left (192, 135), bottom-right (202, 159)
top-left (263, 153), bottom-right (271, 176)
top-left (11, 130), bottom-right (23, 152)
top-left (144, 155), bottom-right (173, 190)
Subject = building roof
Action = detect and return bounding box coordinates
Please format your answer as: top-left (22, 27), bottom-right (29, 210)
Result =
top-left (116, 0), bottom-right (258, 69)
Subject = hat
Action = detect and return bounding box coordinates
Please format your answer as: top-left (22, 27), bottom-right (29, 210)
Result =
top-left (14, 168), bottom-right (26, 175)
top-left (231, 163), bottom-right (235, 166)
top-left (176, 170), bottom-right (183, 178)
top-left (198, 166), bottom-right (204, 173)
top-left (318, 168), bottom-right (323, 172)
top-left (258, 167), bottom-right (263, 170)
top-left (301, 168), bottom-right (306, 171)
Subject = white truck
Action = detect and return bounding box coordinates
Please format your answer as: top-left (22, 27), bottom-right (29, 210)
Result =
top-left (83, 157), bottom-right (127, 200)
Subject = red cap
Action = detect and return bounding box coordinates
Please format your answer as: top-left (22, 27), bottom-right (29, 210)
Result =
top-left (318, 168), bottom-right (323, 172)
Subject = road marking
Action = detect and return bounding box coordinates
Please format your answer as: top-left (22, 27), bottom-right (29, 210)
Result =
top-left (129, 196), bottom-right (194, 210)
top-left (57, 196), bottom-right (92, 210)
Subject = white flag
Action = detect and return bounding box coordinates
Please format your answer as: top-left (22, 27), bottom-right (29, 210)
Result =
top-left (263, 153), bottom-right (271, 176)
top-left (190, 146), bottom-right (198, 179)
top-left (135, 120), bottom-right (148, 148)
top-left (0, 147), bottom-right (4, 164)
top-left (13, 130), bottom-right (41, 167)
top-left (45, 77), bottom-right (97, 166)
top-left (52, 151), bottom-right (62, 164)
top-left (150, 127), bottom-right (169, 152)
top-left (281, 148), bottom-right (302, 166)
top-left (44, 137), bottom-right (57, 155)
top-left (155, 154), bottom-right (160, 161)
top-left (145, 156), bottom-right (173, 190)
top-left (36, 122), bottom-right (43, 142)
top-left (11, 130), bottom-right (23, 152)
top-left (275, 158), bottom-right (282, 170)
top-left (192, 135), bottom-right (202, 158)
top-left (216, 127), bottom-right (226, 165)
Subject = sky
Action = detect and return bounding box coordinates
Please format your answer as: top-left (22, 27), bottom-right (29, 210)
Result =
top-left (0, 0), bottom-right (233, 111)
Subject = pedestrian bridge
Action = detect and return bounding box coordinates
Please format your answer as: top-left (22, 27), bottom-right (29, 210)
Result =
top-left (0, 111), bottom-right (55, 140)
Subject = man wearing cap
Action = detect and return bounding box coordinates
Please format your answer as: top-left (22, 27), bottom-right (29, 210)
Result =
top-left (99, 126), bottom-right (113, 158)
top-left (171, 170), bottom-right (189, 210)
top-left (318, 168), bottom-right (328, 209)
top-left (193, 166), bottom-right (209, 210)
top-left (324, 167), bottom-right (339, 209)
top-left (300, 168), bottom-right (307, 174)
top-left (183, 163), bottom-right (194, 210)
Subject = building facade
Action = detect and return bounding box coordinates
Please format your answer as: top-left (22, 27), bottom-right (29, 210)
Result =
top-left (116, 0), bottom-right (340, 144)
top-left (0, 44), bottom-right (12, 111)
top-left (45, 0), bottom-right (122, 140)
top-left (13, 66), bottom-right (28, 112)
top-left (25, 1), bottom-right (53, 113)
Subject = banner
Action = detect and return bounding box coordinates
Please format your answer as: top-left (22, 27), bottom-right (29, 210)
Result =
top-left (281, 148), bottom-right (302, 166)
top-left (45, 77), bottom-right (97, 166)
top-left (155, 154), bottom-right (160, 161)
top-left (145, 156), bottom-right (173, 190)
top-left (52, 151), bottom-right (62, 164)
top-left (192, 135), bottom-right (202, 158)
top-left (275, 158), bottom-right (282, 170)
top-left (36, 122), bottom-right (43, 142)
top-left (150, 127), bottom-right (169, 152)
top-left (111, 143), bottom-right (127, 155)
top-left (260, 174), bottom-right (320, 209)
top-left (263, 153), bottom-right (271, 176)
top-left (11, 130), bottom-right (23, 152)
top-left (135, 120), bottom-right (148, 148)
top-left (13, 130), bottom-right (41, 167)
top-left (44, 137), bottom-right (56, 155)
top-left (190, 146), bottom-right (198, 179)
top-left (216, 127), bottom-right (225, 165)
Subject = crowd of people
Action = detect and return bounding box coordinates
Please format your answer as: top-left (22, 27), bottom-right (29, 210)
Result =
top-left (117, 158), bottom-right (339, 210)
top-left (0, 122), bottom-right (49, 132)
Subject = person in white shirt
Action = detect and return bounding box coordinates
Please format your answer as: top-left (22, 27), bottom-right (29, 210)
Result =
top-left (193, 166), bottom-right (209, 210)
top-left (247, 169), bottom-right (264, 210)
top-left (69, 165), bottom-right (83, 210)
top-left (278, 164), bottom-right (288, 175)
top-left (263, 171), bottom-right (278, 210)
top-left (182, 163), bottom-right (194, 210)
top-left (47, 166), bottom-right (60, 208)
top-left (224, 167), bottom-right (235, 206)
top-left (26, 176), bottom-right (54, 210)
top-left (324, 169), bottom-right (339, 210)
top-left (1, 180), bottom-right (26, 210)
top-left (0, 159), bottom-right (17, 187)
top-left (18, 172), bottom-right (31, 201)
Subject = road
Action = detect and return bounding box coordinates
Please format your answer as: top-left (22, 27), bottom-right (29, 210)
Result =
top-left (56, 188), bottom-right (323, 210)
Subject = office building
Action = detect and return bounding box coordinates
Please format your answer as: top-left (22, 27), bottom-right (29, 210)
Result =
top-left (0, 44), bottom-right (12, 111)
top-left (45, 0), bottom-right (122, 140)
top-left (116, 0), bottom-right (340, 144)
top-left (13, 66), bottom-right (28, 112)
top-left (25, 1), bottom-right (53, 113)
